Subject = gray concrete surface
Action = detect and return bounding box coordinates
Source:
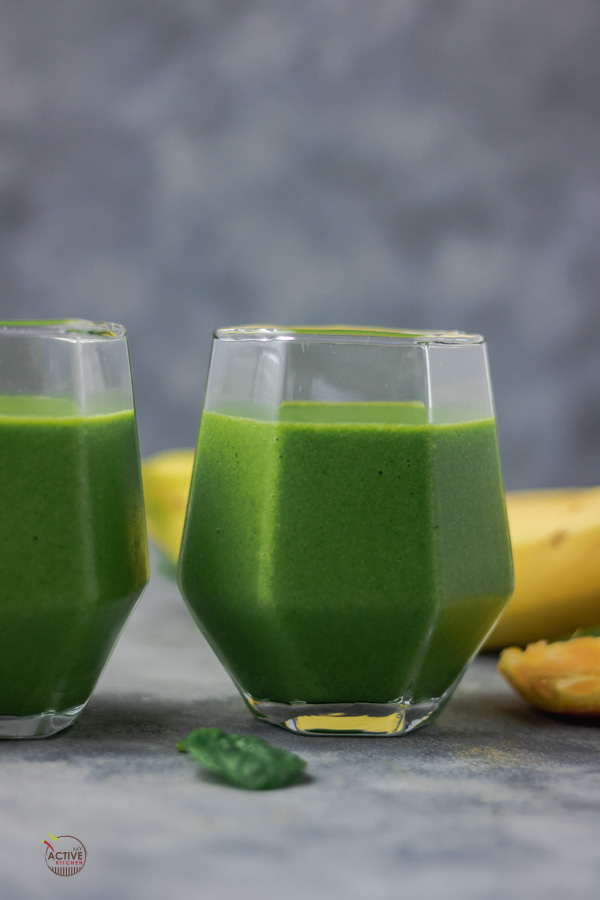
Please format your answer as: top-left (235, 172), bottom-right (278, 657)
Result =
top-left (2, 557), bottom-right (599, 900)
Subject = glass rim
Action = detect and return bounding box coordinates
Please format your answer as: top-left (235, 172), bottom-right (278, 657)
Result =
top-left (214, 325), bottom-right (484, 346)
top-left (0, 319), bottom-right (126, 340)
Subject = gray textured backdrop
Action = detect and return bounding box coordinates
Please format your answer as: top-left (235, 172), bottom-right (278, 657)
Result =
top-left (1, 0), bottom-right (599, 489)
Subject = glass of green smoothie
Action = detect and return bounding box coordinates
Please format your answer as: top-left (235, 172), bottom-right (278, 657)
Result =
top-left (179, 326), bottom-right (513, 736)
top-left (0, 320), bottom-right (149, 738)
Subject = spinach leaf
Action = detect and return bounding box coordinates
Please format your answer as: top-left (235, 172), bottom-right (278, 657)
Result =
top-left (549, 625), bottom-right (600, 643)
top-left (177, 727), bottom-right (306, 790)
top-left (571, 626), bottom-right (600, 639)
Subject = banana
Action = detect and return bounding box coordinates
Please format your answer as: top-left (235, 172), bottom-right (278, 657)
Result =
top-left (485, 486), bottom-right (600, 648)
top-left (141, 450), bottom-right (600, 648)
top-left (141, 449), bottom-right (194, 565)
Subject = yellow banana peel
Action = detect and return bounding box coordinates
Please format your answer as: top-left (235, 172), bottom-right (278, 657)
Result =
top-left (485, 486), bottom-right (600, 648)
top-left (141, 449), bottom-right (194, 566)
top-left (141, 449), bottom-right (600, 648)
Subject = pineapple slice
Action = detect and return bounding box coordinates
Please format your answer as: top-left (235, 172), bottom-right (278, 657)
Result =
top-left (498, 635), bottom-right (600, 715)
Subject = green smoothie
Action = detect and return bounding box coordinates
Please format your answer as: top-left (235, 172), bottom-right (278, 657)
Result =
top-left (0, 397), bottom-right (149, 717)
top-left (179, 402), bottom-right (513, 704)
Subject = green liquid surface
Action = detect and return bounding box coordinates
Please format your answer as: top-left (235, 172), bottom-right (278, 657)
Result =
top-left (179, 402), bottom-right (513, 704)
top-left (0, 400), bottom-right (149, 716)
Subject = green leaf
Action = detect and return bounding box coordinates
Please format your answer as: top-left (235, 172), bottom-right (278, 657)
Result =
top-left (177, 727), bottom-right (306, 790)
top-left (570, 626), bottom-right (600, 639)
top-left (548, 625), bottom-right (600, 644)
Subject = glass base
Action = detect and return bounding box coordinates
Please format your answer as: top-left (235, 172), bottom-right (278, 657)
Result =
top-left (242, 691), bottom-right (453, 736)
top-left (0, 703), bottom-right (87, 739)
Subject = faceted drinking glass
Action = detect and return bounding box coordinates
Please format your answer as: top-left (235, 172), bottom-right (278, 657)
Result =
top-left (179, 326), bottom-right (513, 735)
top-left (0, 320), bottom-right (149, 738)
